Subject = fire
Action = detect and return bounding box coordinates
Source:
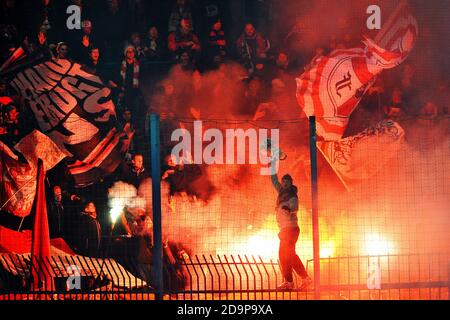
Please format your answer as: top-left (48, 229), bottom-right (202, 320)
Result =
top-left (220, 228), bottom-right (279, 260)
top-left (109, 198), bottom-right (124, 224)
top-left (246, 232), bottom-right (279, 259)
top-left (320, 240), bottom-right (335, 258)
top-left (363, 233), bottom-right (396, 256)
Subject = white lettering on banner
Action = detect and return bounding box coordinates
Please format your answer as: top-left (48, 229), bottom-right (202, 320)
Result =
top-left (11, 60), bottom-right (114, 150)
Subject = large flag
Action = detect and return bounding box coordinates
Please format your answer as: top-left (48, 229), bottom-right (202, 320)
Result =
top-left (30, 159), bottom-right (54, 294)
top-left (2, 49), bottom-right (133, 187)
top-left (296, 1), bottom-right (418, 140)
top-left (0, 130), bottom-right (65, 217)
top-left (317, 120), bottom-right (405, 189)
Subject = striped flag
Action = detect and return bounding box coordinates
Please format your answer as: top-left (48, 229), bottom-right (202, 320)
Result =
top-left (296, 1), bottom-right (418, 140)
top-left (317, 120), bottom-right (405, 189)
top-left (0, 130), bottom-right (65, 217)
top-left (3, 49), bottom-right (133, 187)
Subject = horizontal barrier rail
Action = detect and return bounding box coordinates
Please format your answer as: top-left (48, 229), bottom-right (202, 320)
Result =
top-left (0, 253), bottom-right (448, 300)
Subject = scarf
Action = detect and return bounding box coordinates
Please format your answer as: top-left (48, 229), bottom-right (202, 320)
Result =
top-left (120, 59), bottom-right (140, 89)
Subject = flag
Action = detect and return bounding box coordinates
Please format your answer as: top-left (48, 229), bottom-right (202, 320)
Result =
top-left (30, 159), bottom-right (54, 294)
top-left (296, 1), bottom-right (418, 140)
top-left (0, 130), bottom-right (65, 217)
top-left (317, 120), bottom-right (405, 189)
top-left (374, 0), bottom-right (419, 59)
top-left (3, 51), bottom-right (133, 187)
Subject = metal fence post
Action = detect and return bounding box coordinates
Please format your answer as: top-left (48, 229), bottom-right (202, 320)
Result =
top-left (150, 114), bottom-right (163, 300)
top-left (309, 116), bottom-right (321, 299)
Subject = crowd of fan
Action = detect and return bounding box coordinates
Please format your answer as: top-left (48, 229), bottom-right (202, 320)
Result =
top-left (0, 0), bottom-right (449, 263)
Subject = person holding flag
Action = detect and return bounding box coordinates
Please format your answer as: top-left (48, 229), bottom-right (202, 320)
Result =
top-left (270, 160), bottom-right (312, 291)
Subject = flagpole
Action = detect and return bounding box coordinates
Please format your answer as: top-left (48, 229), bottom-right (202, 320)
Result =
top-left (150, 113), bottom-right (164, 300)
top-left (309, 116), bottom-right (321, 300)
top-left (17, 217), bottom-right (26, 232)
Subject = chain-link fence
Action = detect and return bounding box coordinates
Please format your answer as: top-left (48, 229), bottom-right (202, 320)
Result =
top-left (1, 113), bottom-right (449, 300)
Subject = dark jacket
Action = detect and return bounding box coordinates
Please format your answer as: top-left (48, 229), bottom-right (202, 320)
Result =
top-left (121, 165), bottom-right (149, 188)
top-left (78, 213), bottom-right (101, 257)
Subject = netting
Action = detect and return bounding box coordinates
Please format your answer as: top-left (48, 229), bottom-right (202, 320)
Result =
top-left (155, 116), bottom-right (449, 291)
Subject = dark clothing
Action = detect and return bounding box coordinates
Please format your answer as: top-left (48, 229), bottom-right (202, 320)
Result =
top-left (209, 29), bottom-right (226, 52)
top-left (278, 227), bottom-right (308, 282)
top-left (98, 7), bottom-right (128, 62)
top-left (48, 200), bottom-right (65, 238)
top-left (168, 30), bottom-right (201, 59)
top-left (168, 4), bottom-right (194, 33)
top-left (78, 213), bottom-right (102, 257)
top-left (236, 32), bottom-right (268, 72)
top-left (1, 119), bottom-right (20, 146)
top-left (165, 165), bottom-right (202, 196)
top-left (124, 63), bottom-right (135, 93)
top-left (121, 165), bottom-right (149, 188)
top-left (83, 60), bottom-right (109, 84)
top-left (69, 31), bottom-right (100, 64)
top-left (143, 37), bottom-right (165, 61)
top-left (276, 185), bottom-right (298, 208)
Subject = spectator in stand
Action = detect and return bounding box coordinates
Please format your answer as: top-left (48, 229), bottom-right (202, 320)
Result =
top-left (188, 70), bottom-right (207, 120)
top-left (265, 51), bottom-right (295, 92)
top-left (0, 102), bottom-right (20, 146)
top-left (70, 20), bottom-right (98, 64)
top-left (143, 26), bottom-right (165, 61)
top-left (420, 101), bottom-right (439, 118)
top-left (168, 0), bottom-right (194, 33)
top-left (168, 18), bottom-right (201, 61)
top-left (48, 185), bottom-right (65, 238)
top-left (118, 107), bottom-right (139, 158)
top-left (384, 88), bottom-right (407, 120)
top-left (208, 19), bottom-right (227, 66)
top-left (84, 46), bottom-right (116, 89)
top-left (151, 80), bottom-right (177, 120)
top-left (121, 153), bottom-right (149, 188)
top-left (303, 47), bottom-right (325, 71)
top-left (55, 42), bottom-right (69, 60)
top-left (78, 201), bottom-right (102, 257)
top-left (399, 64), bottom-right (420, 113)
top-left (47, 185), bottom-right (81, 239)
top-left (0, 96), bottom-right (14, 141)
top-left (100, 0), bottom-right (127, 62)
top-left (236, 23), bottom-right (269, 77)
top-left (84, 46), bottom-right (100, 71)
top-left (177, 50), bottom-right (196, 73)
top-left (284, 17), bottom-right (308, 68)
top-left (119, 107), bottom-right (133, 129)
top-left (118, 45), bottom-right (141, 115)
top-left (240, 77), bottom-right (264, 117)
top-left (128, 32), bottom-right (146, 62)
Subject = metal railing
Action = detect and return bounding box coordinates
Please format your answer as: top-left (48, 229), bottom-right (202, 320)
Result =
top-left (1, 252), bottom-right (448, 300)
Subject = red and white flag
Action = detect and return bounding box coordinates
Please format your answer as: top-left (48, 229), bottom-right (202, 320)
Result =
top-left (296, 1), bottom-right (418, 140)
top-left (0, 130), bottom-right (65, 217)
top-left (317, 120), bottom-right (405, 189)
